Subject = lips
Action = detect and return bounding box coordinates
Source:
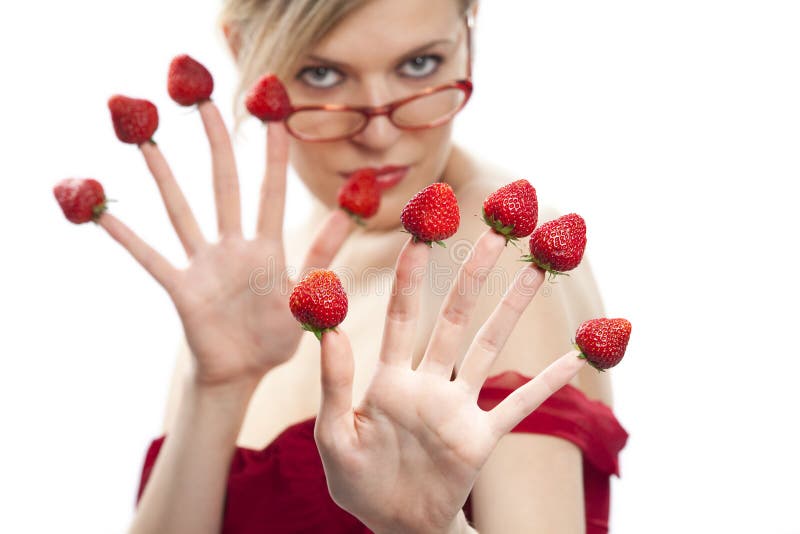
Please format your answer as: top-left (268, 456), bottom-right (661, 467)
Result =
top-left (339, 165), bottom-right (410, 192)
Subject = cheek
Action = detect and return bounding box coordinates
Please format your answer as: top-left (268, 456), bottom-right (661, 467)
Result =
top-left (288, 140), bottom-right (340, 207)
top-left (408, 124), bottom-right (455, 187)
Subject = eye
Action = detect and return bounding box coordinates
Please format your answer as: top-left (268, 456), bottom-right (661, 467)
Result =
top-left (398, 55), bottom-right (443, 78)
top-left (297, 66), bottom-right (343, 89)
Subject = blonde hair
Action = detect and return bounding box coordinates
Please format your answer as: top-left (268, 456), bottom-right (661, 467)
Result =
top-left (218, 0), bottom-right (476, 135)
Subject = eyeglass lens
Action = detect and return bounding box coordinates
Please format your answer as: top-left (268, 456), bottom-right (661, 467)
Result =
top-left (287, 88), bottom-right (467, 140)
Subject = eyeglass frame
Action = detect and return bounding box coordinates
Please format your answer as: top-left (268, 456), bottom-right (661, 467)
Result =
top-left (282, 12), bottom-right (475, 143)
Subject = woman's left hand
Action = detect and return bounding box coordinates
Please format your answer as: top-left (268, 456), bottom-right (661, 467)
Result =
top-left (313, 230), bottom-right (588, 534)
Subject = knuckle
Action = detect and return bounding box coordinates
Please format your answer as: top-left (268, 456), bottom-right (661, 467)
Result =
top-left (386, 303), bottom-right (413, 324)
top-left (462, 258), bottom-right (489, 285)
top-left (441, 304), bottom-right (470, 328)
top-left (499, 293), bottom-right (527, 316)
top-left (476, 333), bottom-right (501, 355)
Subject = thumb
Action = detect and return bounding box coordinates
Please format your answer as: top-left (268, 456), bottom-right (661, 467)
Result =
top-left (318, 328), bottom-right (355, 425)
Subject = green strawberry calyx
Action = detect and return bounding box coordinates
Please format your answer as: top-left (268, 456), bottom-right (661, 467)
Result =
top-left (340, 207), bottom-right (367, 227)
top-left (481, 206), bottom-right (520, 246)
top-left (301, 323), bottom-right (339, 342)
top-left (519, 253), bottom-right (571, 282)
top-left (399, 229), bottom-right (447, 248)
top-left (91, 199), bottom-right (112, 222)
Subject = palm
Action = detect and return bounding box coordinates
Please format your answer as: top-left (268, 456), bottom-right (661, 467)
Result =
top-left (315, 232), bottom-right (587, 533)
top-left (344, 365), bottom-right (496, 527)
top-left (98, 101), bottom-right (351, 387)
top-left (172, 236), bottom-right (298, 385)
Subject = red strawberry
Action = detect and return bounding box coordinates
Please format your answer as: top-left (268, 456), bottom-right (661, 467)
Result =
top-left (53, 178), bottom-right (108, 224)
top-left (521, 213), bottom-right (586, 279)
top-left (289, 269), bottom-right (349, 340)
top-left (108, 95), bottom-right (159, 145)
top-left (482, 179), bottom-right (538, 244)
top-left (168, 54), bottom-right (214, 106)
top-left (400, 182), bottom-right (460, 247)
top-left (245, 74), bottom-right (292, 122)
top-left (574, 318), bottom-right (632, 371)
top-left (338, 169), bottom-right (380, 224)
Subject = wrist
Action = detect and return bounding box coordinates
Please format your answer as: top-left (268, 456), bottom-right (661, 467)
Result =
top-left (190, 371), bottom-right (261, 404)
top-left (177, 372), bottom-right (259, 445)
top-left (188, 357), bottom-right (266, 400)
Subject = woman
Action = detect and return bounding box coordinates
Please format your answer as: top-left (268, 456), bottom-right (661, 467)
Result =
top-left (102, 0), bottom-right (627, 532)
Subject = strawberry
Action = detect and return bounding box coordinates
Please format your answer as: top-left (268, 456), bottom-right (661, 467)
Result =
top-left (108, 95), bottom-right (159, 145)
top-left (481, 179), bottom-right (538, 244)
top-left (168, 54), bottom-right (214, 106)
top-left (574, 318), bottom-right (632, 371)
top-left (289, 269), bottom-right (349, 340)
top-left (338, 169), bottom-right (380, 224)
top-left (521, 213), bottom-right (586, 279)
top-left (245, 74), bottom-right (292, 122)
top-left (53, 178), bottom-right (108, 224)
top-left (400, 182), bottom-right (460, 247)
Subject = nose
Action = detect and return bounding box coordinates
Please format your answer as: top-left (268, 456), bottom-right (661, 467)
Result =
top-left (351, 115), bottom-right (403, 151)
top-left (349, 81), bottom-right (403, 150)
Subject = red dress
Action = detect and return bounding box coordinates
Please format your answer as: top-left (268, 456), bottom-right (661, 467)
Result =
top-left (136, 371), bottom-right (628, 533)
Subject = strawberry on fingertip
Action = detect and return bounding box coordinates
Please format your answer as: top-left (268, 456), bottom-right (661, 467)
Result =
top-left (338, 169), bottom-right (381, 225)
top-left (289, 269), bottom-right (349, 341)
top-left (574, 318), bottom-right (632, 371)
top-left (246, 73), bottom-right (292, 122)
top-left (168, 54), bottom-right (214, 106)
top-left (481, 179), bottom-right (538, 244)
top-left (53, 178), bottom-right (108, 224)
top-left (400, 182), bottom-right (460, 247)
top-left (520, 213), bottom-right (587, 279)
top-left (108, 95), bottom-right (159, 145)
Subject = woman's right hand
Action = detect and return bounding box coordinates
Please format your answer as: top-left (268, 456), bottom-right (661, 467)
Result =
top-left (97, 100), bottom-right (353, 389)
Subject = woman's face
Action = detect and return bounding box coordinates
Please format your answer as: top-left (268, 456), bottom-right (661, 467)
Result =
top-left (284, 0), bottom-right (471, 230)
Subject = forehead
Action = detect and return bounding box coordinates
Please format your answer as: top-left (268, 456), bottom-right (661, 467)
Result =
top-left (309, 0), bottom-right (463, 63)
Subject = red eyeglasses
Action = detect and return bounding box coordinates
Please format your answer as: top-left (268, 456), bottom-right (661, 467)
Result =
top-left (283, 13), bottom-right (474, 143)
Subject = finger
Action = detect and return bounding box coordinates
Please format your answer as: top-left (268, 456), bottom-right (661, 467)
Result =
top-left (198, 101), bottom-right (242, 237)
top-left (455, 264), bottom-right (545, 394)
top-left (318, 329), bottom-right (355, 427)
top-left (298, 209), bottom-right (355, 277)
top-left (417, 230), bottom-right (506, 377)
top-left (489, 350), bottom-right (587, 437)
top-left (139, 142), bottom-right (205, 256)
top-left (378, 238), bottom-right (430, 366)
top-left (97, 212), bottom-right (179, 292)
top-left (255, 122), bottom-right (289, 240)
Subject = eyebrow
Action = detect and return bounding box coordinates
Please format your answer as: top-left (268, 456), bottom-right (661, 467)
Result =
top-left (304, 38), bottom-right (455, 70)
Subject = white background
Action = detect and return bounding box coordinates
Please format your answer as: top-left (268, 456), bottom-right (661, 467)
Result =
top-left (1, 1), bottom-right (799, 533)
